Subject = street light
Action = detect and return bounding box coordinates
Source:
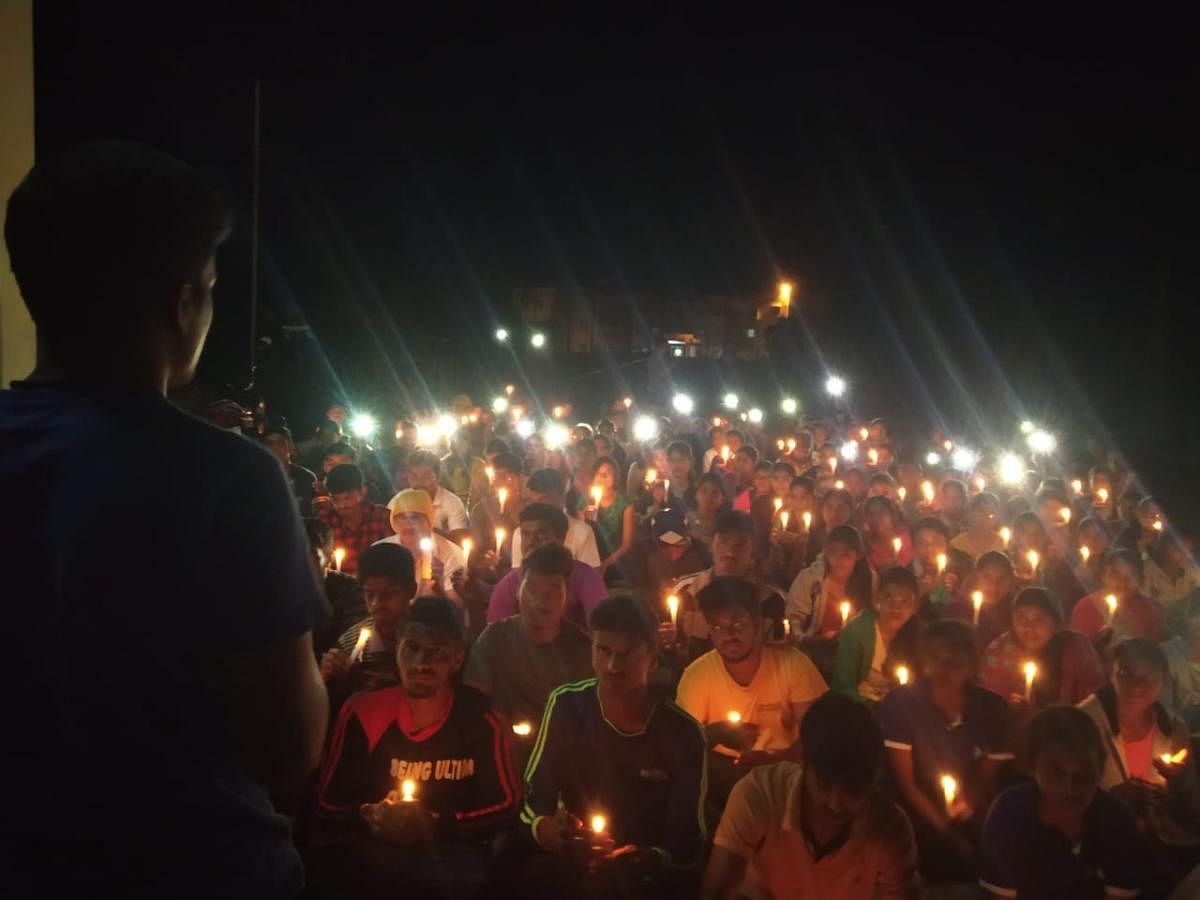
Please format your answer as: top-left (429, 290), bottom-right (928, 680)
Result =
top-left (825, 375), bottom-right (846, 398)
top-left (672, 393), bottom-right (695, 416)
top-left (530, 332), bottom-right (546, 349)
top-left (722, 393), bottom-right (739, 411)
top-left (495, 328), bottom-right (510, 343)
top-left (780, 397), bottom-right (798, 415)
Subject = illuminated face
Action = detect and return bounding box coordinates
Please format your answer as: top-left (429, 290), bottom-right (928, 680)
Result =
top-left (1013, 604), bottom-right (1056, 654)
top-left (710, 429), bottom-right (725, 449)
top-left (593, 463), bottom-right (616, 492)
top-left (846, 471), bottom-right (867, 499)
top-left (789, 483), bottom-right (813, 508)
top-left (1113, 657), bottom-right (1164, 712)
top-left (397, 623), bottom-right (463, 699)
top-left (913, 528), bottom-right (948, 567)
top-left (494, 468), bottom-right (523, 497)
top-left (877, 583), bottom-right (917, 634)
top-left (331, 488), bottom-right (366, 516)
top-left (1015, 521), bottom-right (1048, 555)
top-left (726, 433), bottom-right (743, 453)
top-left (823, 496), bottom-right (853, 529)
top-left (969, 503), bottom-right (999, 532)
top-left (519, 572), bottom-right (568, 644)
top-left (592, 630), bottom-right (653, 695)
top-left (1034, 741), bottom-right (1099, 816)
top-left (712, 531), bottom-right (753, 576)
top-left (770, 469), bottom-right (791, 498)
top-left (696, 480), bottom-right (723, 513)
top-left (867, 481), bottom-right (893, 499)
top-left (519, 518), bottom-right (561, 557)
top-left (805, 768), bottom-right (871, 828)
top-left (735, 453), bottom-right (757, 481)
top-left (706, 606), bottom-right (761, 664)
top-left (364, 575), bottom-right (413, 635)
top-left (1136, 503), bottom-right (1163, 531)
top-left (976, 563), bottom-right (1015, 602)
top-left (325, 405), bottom-right (349, 425)
top-left (752, 469), bottom-right (771, 496)
top-left (865, 503), bottom-right (895, 537)
top-left (1102, 558), bottom-right (1139, 598)
top-left (408, 464), bottom-right (439, 496)
top-left (825, 543), bottom-right (858, 580)
top-left (940, 484), bottom-right (966, 515)
top-left (572, 444), bottom-right (596, 474)
top-left (390, 510), bottom-right (431, 547)
top-left (921, 639), bottom-right (972, 692)
top-left (668, 450), bottom-right (692, 484)
top-left (525, 436), bottom-right (545, 463)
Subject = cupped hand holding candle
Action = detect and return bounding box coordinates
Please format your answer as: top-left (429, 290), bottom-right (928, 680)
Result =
top-left (400, 778), bottom-right (417, 803)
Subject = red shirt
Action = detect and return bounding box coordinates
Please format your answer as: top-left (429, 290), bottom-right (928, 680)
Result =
top-left (867, 530), bottom-right (913, 571)
top-left (317, 501), bottom-right (394, 575)
top-left (1070, 591), bottom-right (1164, 643)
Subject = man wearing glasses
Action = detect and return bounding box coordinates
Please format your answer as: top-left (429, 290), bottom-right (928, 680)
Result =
top-left (676, 576), bottom-right (827, 816)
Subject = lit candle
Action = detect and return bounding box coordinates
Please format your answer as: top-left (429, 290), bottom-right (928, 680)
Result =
top-left (780, 510), bottom-right (790, 531)
top-left (898, 486), bottom-right (907, 502)
top-left (834, 480), bottom-right (845, 490)
top-left (623, 397), bottom-right (633, 409)
top-left (1105, 593), bottom-right (1118, 623)
top-left (777, 439), bottom-right (786, 451)
top-left (1023, 660), bottom-right (1038, 702)
top-left (419, 537), bottom-right (434, 582)
top-left (896, 665), bottom-right (909, 685)
top-left (868, 448), bottom-right (879, 466)
top-left (1071, 479), bottom-right (1083, 495)
top-left (663, 479), bottom-right (671, 496)
top-left (400, 778), bottom-right (417, 803)
top-left (828, 457), bottom-right (837, 474)
top-left (720, 446), bottom-right (731, 463)
top-left (553, 405), bottom-right (564, 419)
top-left (774, 497), bottom-right (783, 513)
top-left (1161, 748), bottom-right (1189, 765)
top-left (802, 511), bottom-right (812, 531)
top-left (395, 427), bottom-right (403, 441)
top-left (1097, 487), bottom-right (1109, 505)
top-left (921, 481), bottom-right (935, 504)
top-left (787, 439), bottom-right (797, 453)
top-left (667, 594), bottom-right (679, 628)
top-left (512, 721), bottom-right (533, 737)
top-left (461, 537), bottom-right (473, 568)
top-left (497, 486), bottom-right (509, 514)
top-left (936, 553), bottom-right (947, 575)
top-left (860, 427), bottom-right (869, 441)
top-left (1079, 545), bottom-right (1090, 563)
top-left (485, 465), bottom-right (495, 483)
top-left (645, 467), bottom-right (657, 485)
top-left (333, 546), bottom-right (346, 573)
top-left (976, 476), bottom-right (987, 492)
top-left (783, 618), bottom-right (791, 637)
top-left (1059, 507), bottom-right (1071, 525)
top-left (893, 536), bottom-right (903, 556)
top-left (494, 527), bottom-right (507, 553)
top-left (726, 710), bottom-right (742, 724)
top-left (590, 486), bottom-right (603, 508)
top-left (1152, 519), bottom-right (1164, 532)
top-left (590, 814), bottom-right (607, 836)
top-left (972, 591), bottom-right (984, 626)
top-left (839, 601), bottom-right (851, 625)
top-left (1026, 549), bottom-right (1039, 575)
top-left (350, 627), bottom-right (371, 664)
top-left (941, 774), bottom-right (958, 813)
top-left (1000, 527), bottom-right (1012, 547)
top-left (505, 384), bottom-right (515, 396)
top-left (943, 439), bottom-right (953, 452)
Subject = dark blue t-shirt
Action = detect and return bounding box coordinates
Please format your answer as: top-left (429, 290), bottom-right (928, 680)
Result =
top-left (0, 386), bottom-right (321, 897)
top-left (979, 782), bottom-right (1146, 899)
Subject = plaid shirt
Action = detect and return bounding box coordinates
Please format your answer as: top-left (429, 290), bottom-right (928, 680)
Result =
top-left (318, 501), bottom-right (393, 575)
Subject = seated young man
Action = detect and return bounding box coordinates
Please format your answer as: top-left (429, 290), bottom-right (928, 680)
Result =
top-left (675, 576), bottom-right (826, 811)
top-left (485, 503), bottom-right (607, 630)
top-left (319, 543), bottom-right (417, 704)
top-left (702, 693), bottom-right (920, 900)
top-left (304, 517), bottom-right (365, 656)
top-left (518, 595), bottom-right (708, 898)
top-left (315, 463), bottom-right (394, 576)
top-left (376, 488), bottom-right (466, 605)
top-left (309, 597), bottom-right (519, 897)
top-left (979, 705), bottom-right (1147, 900)
top-left (510, 468), bottom-right (601, 568)
top-left (464, 543), bottom-right (593, 768)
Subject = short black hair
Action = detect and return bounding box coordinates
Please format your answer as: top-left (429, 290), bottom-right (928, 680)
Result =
top-left (714, 510), bottom-right (754, 539)
top-left (697, 575), bottom-right (761, 618)
top-left (526, 468), bottom-right (566, 495)
top-left (920, 619), bottom-right (977, 665)
top-left (736, 445), bottom-right (759, 463)
top-left (492, 451), bottom-right (524, 475)
top-left (878, 565), bottom-right (919, 598)
top-left (789, 475), bottom-right (815, 494)
top-left (910, 516), bottom-right (950, 541)
top-left (485, 438), bottom-right (511, 456)
top-left (358, 542), bottom-right (416, 585)
top-left (977, 550), bottom-right (1014, 573)
top-left (323, 442), bottom-right (355, 461)
top-left (519, 502), bottom-right (569, 540)
top-left (1104, 547), bottom-right (1145, 582)
top-left (574, 438), bottom-right (596, 455)
top-left (825, 524), bottom-right (865, 554)
top-left (968, 491), bottom-right (1001, 512)
top-left (408, 449), bottom-right (441, 474)
top-left (523, 542), bottom-right (574, 580)
top-left (772, 462), bottom-right (797, 478)
top-left (589, 594), bottom-right (656, 648)
top-left (326, 464), bottom-right (364, 494)
top-left (402, 596), bottom-right (465, 645)
top-left (800, 692), bottom-right (884, 792)
top-left (754, 460), bottom-right (773, 474)
top-left (1013, 587), bottom-right (1064, 626)
top-left (1027, 705), bottom-right (1104, 771)
top-left (863, 495), bottom-right (898, 519)
top-left (726, 429), bottom-right (745, 444)
top-left (941, 479), bottom-right (968, 500)
top-left (1112, 637), bottom-right (1168, 675)
top-left (5, 140), bottom-right (233, 346)
top-left (667, 440), bottom-right (693, 459)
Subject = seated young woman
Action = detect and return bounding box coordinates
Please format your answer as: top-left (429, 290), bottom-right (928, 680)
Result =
top-left (862, 495), bottom-right (912, 570)
top-left (1070, 549), bottom-right (1165, 646)
top-left (879, 619), bottom-right (1012, 885)
top-left (979, 586), bottom-right (1104, 710)
top-left (831, 564), bottom-right (921, 704)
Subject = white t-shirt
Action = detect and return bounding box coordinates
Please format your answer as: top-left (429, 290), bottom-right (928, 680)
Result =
top-left (374, 532), bottom-right (464, 597)
top-left (511, 516), bottom-right (601, 568)
top-left (431, 487), bottom-right (469, 532)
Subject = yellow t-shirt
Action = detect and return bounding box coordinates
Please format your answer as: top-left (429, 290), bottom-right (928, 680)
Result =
top-left (675, 644), bottom-right (827, 751)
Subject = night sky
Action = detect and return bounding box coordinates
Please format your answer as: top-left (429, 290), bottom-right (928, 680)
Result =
top-left (31, 4), bottom-right (1200, 522)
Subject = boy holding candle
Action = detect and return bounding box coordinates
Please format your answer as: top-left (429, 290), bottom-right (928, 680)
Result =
top-left (509, 468), bottom-right (601, 568)
top-left (879, 620), bottom-right (1012, 885)
top-left (832, 565), bottom-right (922, 704)
top-left (316, 464), bottom-right (394, 576)
top-left (407, 449), bottom-right (469, 532)
top-left (519, 595), bottom-right (708, 897)
top-left (1070, 549), bottom-right (1164, 645)
top-left (468, 450), bottom-right (525, 552)
top-left (701, 693), bottom-right (920, 900)
top-left (907, 517), bottom-right (969, 618)
top-left (309, 597), bottom-right (519, 897)
top-left (377, 488), bottom-right (466, 603)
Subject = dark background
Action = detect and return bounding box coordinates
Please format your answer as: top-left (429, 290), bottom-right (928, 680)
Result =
top-left (30, 3), bottom-right (1200, 526)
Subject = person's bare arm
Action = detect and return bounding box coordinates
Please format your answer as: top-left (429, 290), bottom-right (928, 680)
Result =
top-left (700, 846), bottom-right (749, 900)
top-left (211, 630), bottom-right (328, 807)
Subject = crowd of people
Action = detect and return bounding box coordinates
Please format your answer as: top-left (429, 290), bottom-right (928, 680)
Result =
top-left (4, 142), bottom-right (1200, 899)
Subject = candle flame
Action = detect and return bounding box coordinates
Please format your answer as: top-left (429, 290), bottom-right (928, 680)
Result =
top-left (921, 481), bottom-right (935, 504)
top-left (860, 427), bottom-right (869, 441)
top-left (975, 476), bottom-right (987, 492)
top-left (834, 480), bottom-right (845, 490)
top-left (1024, 660), bottom-right (1038, 682)
top-left (893, 536), bottom-right (903, 555)
top-left (1059, 507), bottom-right (1071, 524)
top-left (512, 721), bottom-right (533, 737)
top-left (1106, 594), bottom-right (1118, 616)
top-left (896, 665), bottom-right (909, 685)
top-left (1000, 527), bottom-right (1012, 546)
top-left (590, 486), bottom-right (603, 506)
top-left (1071, 479), bottom-right (1083, 495)
top-left (839, 601), bottom-right (851, 623)
top-left (498, 486), bottom-right (509, 512)
top-left (645, 467), bottom-right (657, 484)
top-left (726, 710), bottom-right (742, 724)
top-left (972, 591), bottom-right (984, 611)
top-left (461, 537), bottom-right (473, 566)
top-left (777, 439), bottom-right (786, 451)
top-left (787, 439), bottom-right (797, 452)
top-left (868, 448), bottom-right (879, 466)
top-left (774, 497), bottom-right (783, 512)
top-left (1152, 519), bottom-right (1164, 532)
top-left (1026, 550), bottom-right (1039, 572)
top-left (941, 774), bottom-right (957, 808)
top-left (494, 527), bottom-right (507, 551)
top-left (898, 486), bottom-right (907, 501)
top-left (590, 814), bottom-right (607, 835)
top-left (485, 466), bottom-right (495, 482)
top-left (802, 511), bottom-right (812, 530)
top-left (828, 457), bottom-right (837, 473)
top-left (936, 553), bottom-right (947, 574)
top-left (720, 446), bottom-right (730, 462)
top-left (1097, 488), bottom-right (1109, 504)
top-left (667, 594), bottom-right (679, 621)
top-left (783, 618), bottom-right (791, 636)
top-left (419, 537), bottom-right (433, 552)
top-left (1163, 748), bottom-right (1189, 765)
top-left (401, 779), bottom-right (417, 802)
top-left (623, 397), bottom-right (632, 409)
top-left (1079, 545), bottom-right (1090, 563)
top-left (780, 510), bottom-right (790, 530)
top-left (333, 547), bottom-right (347, 571)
